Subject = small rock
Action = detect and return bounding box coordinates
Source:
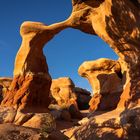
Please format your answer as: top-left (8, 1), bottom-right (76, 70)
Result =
top-left (23, 113), bottom-right (56, 133)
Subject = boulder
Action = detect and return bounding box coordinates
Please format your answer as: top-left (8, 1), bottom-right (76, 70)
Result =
top-left (23, 113), bottom-right (56, 133)
top-left (78, 58), bottom-right (123, 111)
top-left (0, 123), bottom-right (67, 140)
top-left (0, 106), bottom-right (56, 134)
top-left (50, 77), bottom-right (85, 119)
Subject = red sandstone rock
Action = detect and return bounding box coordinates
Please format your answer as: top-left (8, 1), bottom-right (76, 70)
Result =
top-left (1, 21), bottom-right (70, 112)
top-left (1, 0), bottom-right (140, 139)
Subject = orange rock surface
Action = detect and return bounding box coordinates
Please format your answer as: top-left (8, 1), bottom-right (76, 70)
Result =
top-left (1, 0), bottom-right (140, 139)
top-left (78, 58), bottom-right (123, 111)
top-left (50, 77), bottom-right (77, 109)
top-left (1, 21), bottom-right (71, 112)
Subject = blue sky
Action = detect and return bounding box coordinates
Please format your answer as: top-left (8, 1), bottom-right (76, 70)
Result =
top-left (0, 0), bottom-right (118, 92)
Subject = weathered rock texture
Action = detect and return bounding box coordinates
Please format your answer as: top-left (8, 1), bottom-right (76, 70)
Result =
top-left (69, 0), bottom-right (140, 110)
top-left (78, 58), bottom-right (123, 111)
top-left (0, 123), bottom-right (67, 140)
top-left (50, 77), bottom-right (91, 110)
top-left (0, 77), bottom-right (12, 88)
top-left (0, 106), bottom-right (56, 135)
top-left (66, 0), bottom-right (140, 139)
top-left (50, 77), bottom-right (77, 109)
top-left (50, 77), bottom-right (84, 119)
top-left (0, 124), bottom-right (43, 140)
top-left (1, 21), bottom-right (71, 112)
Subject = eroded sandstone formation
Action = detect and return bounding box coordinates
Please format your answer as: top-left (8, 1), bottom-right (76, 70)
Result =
top-left (0, 77), bottom-right (12, 103)
top-left (78, 58), bottom-right (123, 111)
top-left (50, 77), bottom-right (90, 120)
top-left (50, 77), bottom-right (91, 110)
top-left (0, 0), bottom-right (140, 139)
top-left (67, 0), bottom-right (140, 139)
top-left (69, 0), bottom-right (140, 110)
top-left (1, 21), bottom-right (71, 112)
top-left (50, 77), bottom-right (77, 109)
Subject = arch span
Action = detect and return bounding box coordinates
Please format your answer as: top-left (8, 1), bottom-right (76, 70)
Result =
top-left (2, 0), bottom-right (140, 113)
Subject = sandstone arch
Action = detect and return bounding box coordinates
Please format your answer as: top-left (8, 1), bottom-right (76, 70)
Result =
top-left (1, 0), bottom-right (140, 113)
top-left (69, 0), bottom-right (140, 110)
top-left (68, 0), bottom-right (140, 139)
top-left (0, 0), bottom-right (139, 139)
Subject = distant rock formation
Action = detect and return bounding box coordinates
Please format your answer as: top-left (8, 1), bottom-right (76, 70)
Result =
top-left (50, 77), bottom-right (77, 109)
top-left (78, 58), bottom-right (123, 111)
top-left (50, 77), bottom-right (91, 110)
top-left (50, 77), bottom-right (91, 120)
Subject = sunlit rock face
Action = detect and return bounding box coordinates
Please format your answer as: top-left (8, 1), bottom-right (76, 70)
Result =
top-left (78, 58), bottom-right (123, 111)
top-left (69, 0), bottom-right (140, 109)
top-left (1, 21), bottom-right (70, 112)
top-left (50, 77), bottom-right (91, 110)
top-left (50, 77), bottom-right (77, 109)
top-left (1, 22), bottom-right (52, 112)
top-left (0, 0), bottom-right (140, 139)
top-left (50, 77), bottom-right (90, 119)
top-left (67, 0), bottom-right (140, 139)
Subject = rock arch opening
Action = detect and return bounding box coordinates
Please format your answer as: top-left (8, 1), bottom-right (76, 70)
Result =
top-left (1, 0), bottom-right (140, 114)
top-left (44, 28), bottom-right (118, 93)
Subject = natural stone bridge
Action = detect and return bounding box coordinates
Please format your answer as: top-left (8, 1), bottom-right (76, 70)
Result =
top-left (1, 0), bottom-right (140, 139)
